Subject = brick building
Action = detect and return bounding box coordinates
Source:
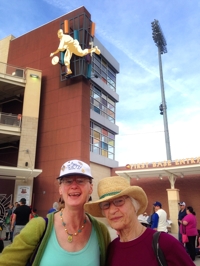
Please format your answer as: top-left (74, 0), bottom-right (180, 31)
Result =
top-left (0, 6), bottom-right (119, 217)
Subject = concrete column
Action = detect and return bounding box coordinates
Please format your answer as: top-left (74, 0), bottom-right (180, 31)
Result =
top-left (166, 188), bottom-right (180, 234)
top-left (14, 68), bottom-right (42, 205)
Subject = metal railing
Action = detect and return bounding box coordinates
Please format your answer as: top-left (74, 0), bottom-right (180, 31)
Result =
top-left (0, 62), bottom-right (25, 79)
top-left (0, 112), bottom-right (22, 127)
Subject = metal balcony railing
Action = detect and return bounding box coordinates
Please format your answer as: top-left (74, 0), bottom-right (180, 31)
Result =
top-left (0, 62), bottom-right (25, 79)
top-left (0, 112), bottom-right (22, 127)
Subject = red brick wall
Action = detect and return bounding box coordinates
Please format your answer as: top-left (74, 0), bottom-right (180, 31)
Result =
top-left (7, 7), bottom-right (91, 216)
top-left (0, 179), bottom-right (15, 200)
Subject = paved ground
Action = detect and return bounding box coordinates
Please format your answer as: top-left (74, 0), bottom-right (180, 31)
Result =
top-left (1, 226), bottom-right (200, 265)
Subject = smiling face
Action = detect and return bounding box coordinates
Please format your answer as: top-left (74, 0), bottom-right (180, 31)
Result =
top-left (59, 175), bottom-right (93, 208)
top-left (102, 196), bottom-right (137, 231)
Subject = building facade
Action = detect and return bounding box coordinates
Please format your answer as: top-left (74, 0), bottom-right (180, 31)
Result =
top-left (0, 6), bottom-right (119, 217)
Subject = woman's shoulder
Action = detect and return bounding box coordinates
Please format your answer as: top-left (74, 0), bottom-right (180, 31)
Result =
top-left (184, 213), bottom-right (195, 221)
top-left (19, 216), bottom-right (47, 240)
top-left (87, 214), bottom-right (106, 227)
top-left (145, 228), bottom-right (178, 244)
top-left (87, 214), bottom-right (110, 236)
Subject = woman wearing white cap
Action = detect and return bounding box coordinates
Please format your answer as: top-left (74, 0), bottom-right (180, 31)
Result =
top-left (84, 176), bottom-right (195, 266)
top-left (0, 160), bottom-right (110, 266)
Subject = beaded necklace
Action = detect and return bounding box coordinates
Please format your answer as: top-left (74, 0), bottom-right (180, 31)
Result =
top-left (60, 208), bottom-right (87, 243)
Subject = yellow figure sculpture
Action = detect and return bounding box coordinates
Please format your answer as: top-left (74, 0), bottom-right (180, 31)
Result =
top-left (50, 29), bottom-right (100, 75)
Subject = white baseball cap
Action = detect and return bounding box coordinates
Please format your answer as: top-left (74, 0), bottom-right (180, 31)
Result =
top-left (57, 160), bottom-right (93, 179)
top-left (178, 202), bottom-right (186, 206)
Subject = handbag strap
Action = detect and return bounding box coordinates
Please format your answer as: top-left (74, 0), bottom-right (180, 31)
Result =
top-left (27, 217), bottom-right (48, 265)
top-left (152, 231), bottom-right (168, 266)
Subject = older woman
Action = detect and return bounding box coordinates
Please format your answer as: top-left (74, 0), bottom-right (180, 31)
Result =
top-left (179, 206), bottom-right (198, 261)
top-left (85, 176), bottom-right (195, 266)
top-left (0, 160), bottom-right (110, 266)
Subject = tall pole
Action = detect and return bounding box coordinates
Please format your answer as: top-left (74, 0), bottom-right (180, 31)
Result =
top-left (157, 46), bottom-right (172, 160)
top-left (151, 19), bottom-right (172, 160)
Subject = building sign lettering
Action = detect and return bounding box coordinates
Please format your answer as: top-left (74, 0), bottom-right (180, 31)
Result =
top-left (126, 157), bottom-right (200, 170)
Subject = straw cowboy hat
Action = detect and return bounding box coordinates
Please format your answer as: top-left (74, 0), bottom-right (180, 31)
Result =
top-left (84, 176), bottom-right (148, 217)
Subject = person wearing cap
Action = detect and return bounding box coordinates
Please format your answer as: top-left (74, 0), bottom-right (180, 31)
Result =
top-left (10, 198), bottom-right (31, 238)
top-left (178, 201), bottom-right (187, 243)
top-left (84, 176), bottom-right (195, 265)
top-left (137, 212), bottom-right (150, 227)
top-left (152, 201), bottom-right (168, 232)
top-left (0, 160), bottom-right (110, 266)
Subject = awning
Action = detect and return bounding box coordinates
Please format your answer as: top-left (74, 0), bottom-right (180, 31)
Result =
top-left (0, 165), bottom-right (42, 180)
top-left (115, 164), bottom-right (200, 189)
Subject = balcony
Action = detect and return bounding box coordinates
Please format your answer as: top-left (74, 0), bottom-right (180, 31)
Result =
top-left (0, 62), bottom-right (26, 105)
top-left (0, 62), bottom-right (25, 79)
top-left (0, 112), bottom-right (21, 146)
top-left (0, 112), bottom-right (21, 128)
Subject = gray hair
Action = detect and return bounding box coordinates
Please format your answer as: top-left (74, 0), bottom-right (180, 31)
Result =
top-left (53, 202), bottom-right (59, 210)
top-left (130, 197), bottom-right (140, 213)
top-left (100, 196), bottom-right (140, 216)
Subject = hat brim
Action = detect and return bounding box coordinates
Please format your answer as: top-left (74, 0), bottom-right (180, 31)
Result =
top-left (57, 172), bottom-right (93, 180)
top-left (84, 186), bottom-right (148, 217)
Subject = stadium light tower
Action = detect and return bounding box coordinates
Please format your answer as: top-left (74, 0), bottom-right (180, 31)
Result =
top-left (151, 19), bottom-right (172, 160)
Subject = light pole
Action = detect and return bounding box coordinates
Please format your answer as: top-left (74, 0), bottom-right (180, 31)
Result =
top-left (151, 19), bottom-right (172, 160)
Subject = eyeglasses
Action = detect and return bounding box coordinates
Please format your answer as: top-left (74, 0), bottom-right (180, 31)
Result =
top-left (99, 196), bottom-right (129, 210)
top-left (61, 177), bottom-right (91, 186)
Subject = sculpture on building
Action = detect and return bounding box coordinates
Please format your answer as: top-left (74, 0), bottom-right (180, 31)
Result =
top-left (50, 29), bottom-right (100, 76)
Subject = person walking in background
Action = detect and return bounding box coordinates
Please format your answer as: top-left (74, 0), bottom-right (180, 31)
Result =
top-left (196, 234), bottom-right (200, 256)
top-left (9, 202), bottom-right (19, 242)
top-left (149, 208), bottom-right (157, 230)
top-left (3, 204), bottom-right (13, 241)
top-left (84, 176), bottom-right (195, 265)
top-left (153, 201), bottom-right (168, 232)
top-left (10, 198), bottom-right (31, 238)
top-left (47, 201), bottom-right (59, 214)
top-left (12, 202), bottom-right (19, 213)
top-left (30, 208), bottom-right (38, 219)
top-left (178, 201), bottom-right (187, 243)
top-left (138, 212), bottom-right (150, 227)
top-left (179, 206), bottom-right (198, 261)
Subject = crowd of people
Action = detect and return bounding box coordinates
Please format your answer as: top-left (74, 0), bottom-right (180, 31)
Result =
top-left (142, 200), bottom-right (199, 262)
top-left (0, 159), bottom-right (199, 265)
top-left (1, 199), bottom-right (39, 245)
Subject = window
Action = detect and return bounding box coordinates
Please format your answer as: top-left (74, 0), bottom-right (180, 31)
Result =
top-left (90, 85), bottom-right (116, 123)
top-left (90, 121), bottom-right (115, 159)
top-left (92, 54), bottom-right (117, 91)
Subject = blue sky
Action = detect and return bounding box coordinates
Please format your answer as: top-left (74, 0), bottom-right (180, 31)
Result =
top-left (1, 0), bottom-right (200, 166)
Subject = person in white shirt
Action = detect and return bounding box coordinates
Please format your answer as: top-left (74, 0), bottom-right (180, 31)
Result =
top-left (153, 201), bottom-right (168, 232)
